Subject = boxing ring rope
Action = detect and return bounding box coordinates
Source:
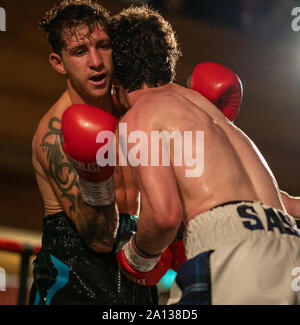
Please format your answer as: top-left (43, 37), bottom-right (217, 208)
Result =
top-left (0, 238), bottom-right (41, 305)
top-left (0, 219), bottom-right (298, 305)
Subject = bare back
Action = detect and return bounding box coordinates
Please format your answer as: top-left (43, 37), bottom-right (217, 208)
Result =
top-left (123, 84), bottom-right (284, 225)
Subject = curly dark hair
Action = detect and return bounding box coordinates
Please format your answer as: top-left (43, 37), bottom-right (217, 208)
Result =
top-left (40, 0), bottom-right (110, 54)
top-left (110, 5), bottom-right (182, 92)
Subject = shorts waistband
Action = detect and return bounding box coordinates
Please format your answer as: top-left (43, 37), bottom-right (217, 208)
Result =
top-left (213, 200), bottom-right (254, 210)
top-left (184, 201), bottom-right (299, 259)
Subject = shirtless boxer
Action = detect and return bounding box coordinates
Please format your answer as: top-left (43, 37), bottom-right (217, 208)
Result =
top-left (187, 62), bottom-right (300, 225)
top-left (29, 1), bottom-right (157, 305)
top-left (111, 6), bottom-right (300, 304)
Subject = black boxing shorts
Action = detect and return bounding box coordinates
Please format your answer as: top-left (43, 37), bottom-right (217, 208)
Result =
top-left (28, 212), bottom-right (158, 305)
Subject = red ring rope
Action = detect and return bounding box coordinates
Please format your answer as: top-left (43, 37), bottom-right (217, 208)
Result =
top-left (0, 238), bottom-right (41, 255)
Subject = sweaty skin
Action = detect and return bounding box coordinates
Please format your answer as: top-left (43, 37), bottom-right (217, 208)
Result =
top-left (119, 83), bottom-right (285, 255)
top-left (32, 24), bottom-right (139, 252)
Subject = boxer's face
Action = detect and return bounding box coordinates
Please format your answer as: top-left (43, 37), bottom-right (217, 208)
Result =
top-left (50, 23), bottom-right (113, 102)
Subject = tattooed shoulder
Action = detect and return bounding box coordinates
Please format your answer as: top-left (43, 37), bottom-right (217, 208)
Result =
top-left (40, 117), bottom-right (79, 216)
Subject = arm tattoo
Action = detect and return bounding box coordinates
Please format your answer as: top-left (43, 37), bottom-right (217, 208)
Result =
top-left (41, 117), bottom-right (119, 250)
top-left (76, 197), bottom-right (119, 249)
top-left (40, 117), bottom-right (78, 216)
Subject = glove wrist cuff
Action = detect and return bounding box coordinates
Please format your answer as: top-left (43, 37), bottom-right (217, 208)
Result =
top-left (79, 176), bottom-right (115, 206)
top-left (123, 236), bottom-right (161, 272)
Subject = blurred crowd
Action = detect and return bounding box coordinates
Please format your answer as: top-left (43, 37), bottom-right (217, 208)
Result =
top-left (117, 0), bottom-right (300, 39)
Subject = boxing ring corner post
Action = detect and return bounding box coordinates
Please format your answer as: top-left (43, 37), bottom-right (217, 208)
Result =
top-left (0, 238), bottom-right (41, 305)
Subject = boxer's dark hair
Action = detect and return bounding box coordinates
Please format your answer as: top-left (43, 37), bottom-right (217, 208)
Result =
top-left (110, 6), bottom-right (182, 92)
top-left (40, 0), bottom-right (110, 55)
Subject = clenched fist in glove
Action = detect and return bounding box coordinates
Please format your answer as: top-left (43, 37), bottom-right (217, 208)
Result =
top-left (62, 104), bottom-right (117, 206)
top-left (187, 62), bottom-right (243, 122)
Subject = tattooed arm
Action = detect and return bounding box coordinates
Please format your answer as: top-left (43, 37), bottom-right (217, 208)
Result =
top-left (33, 116), bottom-right (118, 253)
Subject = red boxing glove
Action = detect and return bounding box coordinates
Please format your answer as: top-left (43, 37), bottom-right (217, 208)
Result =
top-left (116, 235), bottom-right (172, 286)
top-left (168, 239), bottom-right (187, 272)
top-left (188, 62), bottom-right (243, 122)
top-left (62, 104), bottom-right (117, 206)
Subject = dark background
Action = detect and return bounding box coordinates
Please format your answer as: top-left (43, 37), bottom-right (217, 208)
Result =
top-left (0, 0), bottom-right (299, 232)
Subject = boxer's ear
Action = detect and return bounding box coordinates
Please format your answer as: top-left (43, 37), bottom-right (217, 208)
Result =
top-left (186, 73), bottom-right (192, 88)
top-left (49, 53), bottom-right (66, 75)
top-left (111, 77), bottom-right (122, 97)
top-left (111, 75), bottom-right (120, 88)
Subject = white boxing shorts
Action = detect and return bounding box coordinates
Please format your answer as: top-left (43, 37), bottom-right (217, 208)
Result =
top-left (167, 201), bottom-right (300, 305)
